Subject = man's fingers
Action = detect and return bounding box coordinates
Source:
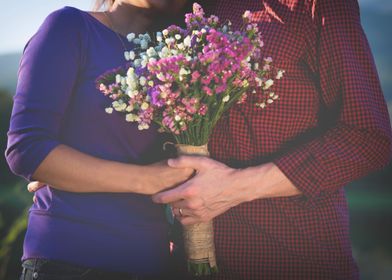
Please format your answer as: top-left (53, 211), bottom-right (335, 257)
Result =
top-left (168, 155), bottom-right (210, 170)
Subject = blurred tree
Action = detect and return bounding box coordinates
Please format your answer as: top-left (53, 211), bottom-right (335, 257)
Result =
top-left (0, 89), bottom-right (18, 184)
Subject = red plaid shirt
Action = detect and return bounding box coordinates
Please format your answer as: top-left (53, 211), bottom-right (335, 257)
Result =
top-left (203, 0), bottom-right (392, 279)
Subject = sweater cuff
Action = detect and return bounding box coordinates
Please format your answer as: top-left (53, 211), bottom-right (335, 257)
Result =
top-left (6, 140), bottom-right (60, 181)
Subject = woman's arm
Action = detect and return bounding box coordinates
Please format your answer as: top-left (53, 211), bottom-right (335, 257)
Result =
top-left (31, 144), bottom-right (193, 194)
top-left (5, 8), bottom-right (193, 195)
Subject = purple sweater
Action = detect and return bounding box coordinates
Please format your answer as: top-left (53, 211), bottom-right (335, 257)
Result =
top-left (6, 7), bottom-right (171, 275)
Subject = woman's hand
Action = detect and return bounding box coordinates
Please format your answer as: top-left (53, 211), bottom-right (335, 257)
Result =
top-left (143, 160), bottom-right (195, 194)
top-left (152, 156), bottom-right (301, 225)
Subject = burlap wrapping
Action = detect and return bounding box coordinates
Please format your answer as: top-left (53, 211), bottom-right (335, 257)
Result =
top-left (175, 144), bottom-right (217, 268)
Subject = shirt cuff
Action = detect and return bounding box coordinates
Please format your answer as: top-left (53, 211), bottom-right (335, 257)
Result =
top-left (272, 139), bottom-right (328, 206)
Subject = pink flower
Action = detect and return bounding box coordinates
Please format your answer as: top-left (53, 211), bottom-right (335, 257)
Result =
top-left (202, 86), bottom-right (213, 96)
top-left (215, 84), bottom-right (227, 94)
top-left (191, 71), bottom-right (201, 82)
top-left (198, 104), bottom-right (208, 116)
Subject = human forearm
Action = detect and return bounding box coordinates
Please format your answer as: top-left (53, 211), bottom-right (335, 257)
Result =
top-left (233, 162), bottom-right (301, 202)
top-left (33, 144), bottom-right (192, 194)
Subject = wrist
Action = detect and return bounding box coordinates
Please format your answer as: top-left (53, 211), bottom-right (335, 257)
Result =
top-left (227, 166), bottom-right (263, 204)
top-left (123, 164), bottom-right (153, 194)
top-left (232, 162), bottom-right (300, 202)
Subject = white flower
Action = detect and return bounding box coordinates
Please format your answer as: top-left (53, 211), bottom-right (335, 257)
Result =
top-left (222, 95), bottom-right (230, 103)
top-left (126, 113), bottom-right (139, 122)
top-left (149, 57), bottom-right (157, 64)
top-left (129, 51), bottom-right (136, 60)
top-left (174, 115), bottom-right (181, 121)
top-left (126, 105), bottom-right (134, 112)
top-left (184, 35), bottom-right (191, 47)
top-left (128, 90), bottom-right (138, 98)
top-left (255, 77), bottom-right (262, 87)
top-left (127, 67), bottom-right (135, 74)
top-left (105, 107), bottom-right (113, 114)
top-left (159, 46), bottom-right (170, 58)
top-left (146, 47), bottom-right (157, 57)
top-left (139, 76), bottom-right (147, 86)
top-left (179, 68), bottom-right (189, 81)
top-left (126, 33), bottom-right (135, 42)
top-left (134, 59), bottom-right (141, 67)
top-left (263, 79), bottom-right (274, 90)
top-left (179, 67), bottom-right (189, 76)
top-left (171, 49), bottom-right (178, 55)
top-left (138, 123), bottom-right (149, 130)
top-left (175, 34), bottom-right (181, 40)
top-left (177, 43), bottom-right (184, 50)
top-left (141, 102), bottom-right (149, 110)
top-left (242, 80), bottom-right (249, 87)
top-left (242, 10), bottom-right (251, 20)
top-left (112, 100), bottom-right (127, 111)
top-left (133, 38), bottom-right (141, 45)
top-left (254, 62), bottom-right (259, 70)
top-left (148, 80), bottom-right (154, 87)
top-left (156, 31), bottom-right (163, 41)
top-left (162, 29), bottom-right (169, 36)
top-left (276, 70), bottom-right (285, 80)
top-left (143, 33), bottom-right (151, 42)
top-left (126, 79), bottom-right (137, 90)
top-left (165, 37), bottom-right (175, 45)
top-left (140, 39), bottom-right (148, 50)
top-left (201, 28), bottom-right (207, 33)
top-left (124, 51), bottom-right (130, 61)
top-left (186, 55), bottom-right (192, 61)
top-left (115, 74), bottom-right (121, 84)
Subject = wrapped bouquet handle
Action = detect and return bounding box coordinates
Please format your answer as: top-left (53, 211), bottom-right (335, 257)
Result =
top-left (175, 144), bottom-right (218, 275)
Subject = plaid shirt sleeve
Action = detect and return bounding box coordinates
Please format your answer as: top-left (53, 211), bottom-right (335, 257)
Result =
top-left (273, 0), bottom-right (392, 201)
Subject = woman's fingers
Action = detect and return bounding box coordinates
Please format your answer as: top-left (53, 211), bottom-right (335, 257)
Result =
top-left (27, 181), bottom-right (46, 192)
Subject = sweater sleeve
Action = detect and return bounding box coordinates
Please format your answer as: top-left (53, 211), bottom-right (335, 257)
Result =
top-left (5, 7), bottom-right (86, 180)
top-left (273, 0), bottom-right (392, 202)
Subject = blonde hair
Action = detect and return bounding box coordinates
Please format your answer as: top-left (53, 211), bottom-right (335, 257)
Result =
top-left (93, 0), bottom-right (115, 11)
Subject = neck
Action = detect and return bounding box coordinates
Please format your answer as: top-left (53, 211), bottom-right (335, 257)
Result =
top-left (107, 1), bottom-right (155, 36)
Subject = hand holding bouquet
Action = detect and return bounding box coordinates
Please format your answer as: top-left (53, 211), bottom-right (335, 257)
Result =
top-left (97, 3), bottom-right (284, 276)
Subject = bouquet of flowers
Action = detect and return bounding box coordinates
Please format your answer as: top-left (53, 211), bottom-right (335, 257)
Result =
top-left (97, 3), bottom-right (283, 276)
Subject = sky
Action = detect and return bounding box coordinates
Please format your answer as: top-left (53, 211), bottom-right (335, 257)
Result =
top-left (0, 0), bottom-right (391, 55)
top-left (1, 0), bottom-right (92, 54)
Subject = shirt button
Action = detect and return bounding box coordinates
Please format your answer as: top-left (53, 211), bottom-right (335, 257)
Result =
top-left (33, 272), bottom-right (39, 279)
